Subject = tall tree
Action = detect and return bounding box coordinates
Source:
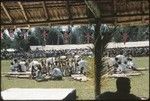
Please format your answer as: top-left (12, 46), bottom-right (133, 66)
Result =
top-left (1, 31), bottom-right (12, 49)
top-left (94, 21), bottom-right (118, 97)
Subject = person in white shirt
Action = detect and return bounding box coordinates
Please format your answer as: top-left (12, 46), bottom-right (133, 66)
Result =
top-left (29, 60), bottom-right (42, 71)
top-left (78, 58), bottom-right (87, 75)
top-left (116, 54), bottom-right (127, 64)
top-left (116, 61), bottom-right (127, 74)
top-left (19, 61), bottom-right (27, 72)
top-left (127, 58), bottom-right (137, 70)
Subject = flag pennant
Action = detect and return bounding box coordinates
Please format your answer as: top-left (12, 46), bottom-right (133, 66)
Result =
top-left (123, 33), bottom-right (128, 45)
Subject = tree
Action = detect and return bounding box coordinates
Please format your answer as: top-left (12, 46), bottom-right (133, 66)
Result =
top-left (28, 35), bottom-right (39, 46)
top-left (1, 32), bottom-right (12, 49)
top-left (111, 25), bottom-right (149, 42)
top-left (46, 28), bottom-right (59, 45)
top-left (94, 21), bottom-right (118, 97)
top-left (12, 30), bottom-right (29, 51)
top-left (72, 25), bottom-right (94, 44)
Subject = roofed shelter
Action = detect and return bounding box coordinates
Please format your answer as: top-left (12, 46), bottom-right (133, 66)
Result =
top-left (1, 0), bottom-right (149, 99)
top-left (1, 0), bottom-right (149, 28)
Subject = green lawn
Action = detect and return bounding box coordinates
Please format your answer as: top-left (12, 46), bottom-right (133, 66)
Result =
top-left (1, 57), bottom-right (149, 100)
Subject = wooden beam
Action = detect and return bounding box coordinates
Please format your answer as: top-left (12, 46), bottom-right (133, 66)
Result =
top-left (85, 0), bottom-right (101, 18)
top-left (66, 0), bottom-right (72, 21)
top-left (28, 25), bottom-right (30, 28)
top-left (117, 18), bottom-right (149, 23)
top-left (18, 2), bottom-right (28, 21)
top-left (1, 17), bottom-right (95, 26)
top-left (141, 1), bottom-right (145, 23)
top-left (2, 17), bottom-right (148, 27)
top-left (1, 2), bottom-right (12, 22)
top-left (7, 3), bottom-right (85, 10)
top-left (42, 1), bottom-right (49, 20)
top-left (113, 0), bottom-right (117, 25)
top-left (101, 13), bottom-right (149, 18)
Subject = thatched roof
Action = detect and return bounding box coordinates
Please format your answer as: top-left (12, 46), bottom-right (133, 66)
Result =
top-left (1, 0), bottom-right (149, 28)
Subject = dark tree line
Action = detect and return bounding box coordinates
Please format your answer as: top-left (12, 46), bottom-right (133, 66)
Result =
top-left (112, 25), bottom-right (149, 42)
top-left (1, 25), bottom-right (149, 52)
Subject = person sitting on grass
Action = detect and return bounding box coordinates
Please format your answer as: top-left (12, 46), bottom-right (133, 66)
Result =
top-left (35, 65), bottom-right (47, 82)
top-left (127, 57), bottom-right (138, 71)
top-left (116, 61), bottom-right (127, 74)
top-left (10, 62), bottom-right (15, 72)
top-left (51, 63), bottom-right (63, 80)
top-left (13, 59), bottom-right (23, 72)
top-left (78, 58), bottom-right (87, 75)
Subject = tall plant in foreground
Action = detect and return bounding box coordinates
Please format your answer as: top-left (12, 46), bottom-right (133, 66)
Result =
top-left (94, 23), bottom-right (118, 97)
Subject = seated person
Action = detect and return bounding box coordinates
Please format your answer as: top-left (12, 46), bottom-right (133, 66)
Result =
top-left (35, 65), bottom-right (47, 82)
top-left (113, 57), bottom-right (119, 66)
top-left (116, 53), bottom-right (127, 64)
top-left (31, 66), bottom-right (37, 79)
top-left (127, 58), bottom-right (137, 70)
top-left (116, 61), bottom-right (127, 74)
top-left (77, 58), bottom-right (87, 75)
top-left (10, 62), bottom-right (15, 72)
top-left (19, 60), bottom-right (27, 72)
top-left (51, 66), bottom-right (63, 80)
top-left (13, 59), bottom-right (23, 72)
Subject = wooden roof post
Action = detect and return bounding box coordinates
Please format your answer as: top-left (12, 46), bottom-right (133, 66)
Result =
top-left (85, 0), bottom-right (102, 98)
top-left (94, 18), bottom-right (101, 98)
top-left (66, 0), bottom-right (72, 25)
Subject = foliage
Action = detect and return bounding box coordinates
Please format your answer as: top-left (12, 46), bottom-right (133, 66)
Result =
top-left (72, 25), bottom-right (94, 44)
top-left (94, 23), bottom-right (118, 96)
top-left (46, 27), bottom-right (59, 45)
top-left (1, 32), bottom-right (12, 49)
top-left (13, 31), bottom-right (30, 51)
top-left (1, 25), bottom-right (149, 51)
top-left (112, 25), bottom-right (149, 42)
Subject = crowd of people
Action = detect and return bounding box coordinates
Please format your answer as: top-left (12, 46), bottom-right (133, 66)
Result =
top-left (9, 52), bottom-right (87, 81)
top-left (108, 53), bottom-right (138, 74)
top-left (2, 45), bottom-right (149, 82)
top-left (1, 48), bottom-right (93, 60)
top-left (1, 46), bottom-right (149, 60)
top-left (106, 46), bottom-right (149, 57)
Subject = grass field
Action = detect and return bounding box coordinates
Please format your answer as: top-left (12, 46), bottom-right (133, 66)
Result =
top-left (1, 57), bottom-right (149, 100)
